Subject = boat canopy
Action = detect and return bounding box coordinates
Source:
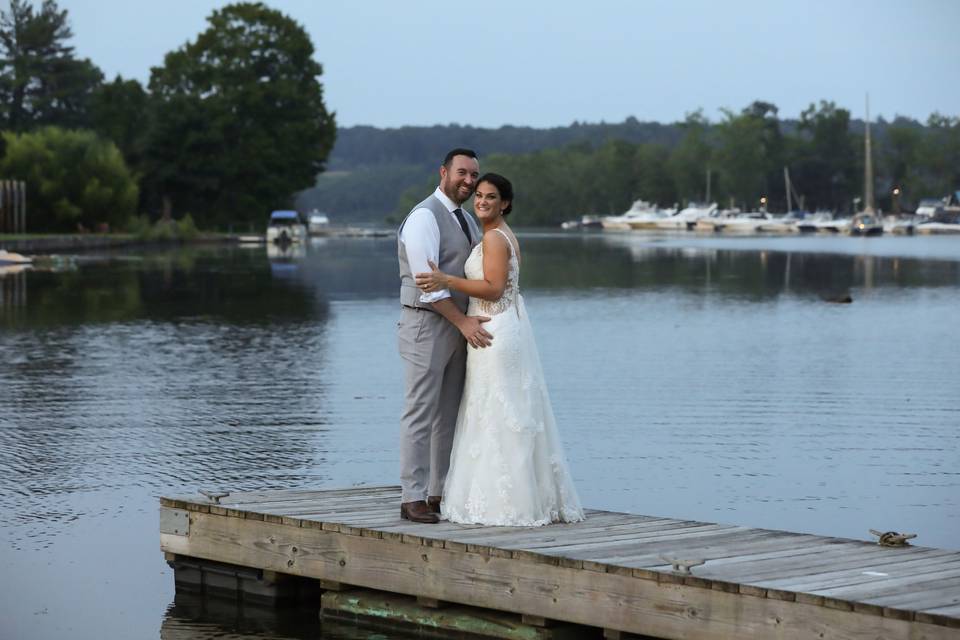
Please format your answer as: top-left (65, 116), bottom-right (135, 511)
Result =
top-left (270, 210), bottom-right (300, 220)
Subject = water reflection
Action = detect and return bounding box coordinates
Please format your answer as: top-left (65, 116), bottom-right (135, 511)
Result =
top-left (0, 264), bottom-right (28, 323)
top-left (521, 233), bottom-right (960, 298)
top-left (1, 247), bottom-right (328, 330)
top-left (1, 245), bottom-right (337, 555)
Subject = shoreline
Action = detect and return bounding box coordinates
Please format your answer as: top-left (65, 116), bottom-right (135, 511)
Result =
top-left (0, 232), bottom-right (238, 254)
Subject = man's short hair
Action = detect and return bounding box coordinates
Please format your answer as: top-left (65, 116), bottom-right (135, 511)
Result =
top-left (443, 148), bottom-right (478, 167)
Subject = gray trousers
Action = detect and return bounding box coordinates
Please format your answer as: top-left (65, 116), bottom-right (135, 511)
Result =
top-left (397, 306), bottom-right (466, 504)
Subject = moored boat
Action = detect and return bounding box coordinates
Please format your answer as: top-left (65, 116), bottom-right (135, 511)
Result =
top-left (266, 210), bottom-right (307, 244)
top-left (600, 200), bottom-right (668, 231)
top-left (916, 221), bottom-right (960, 235)
top-left (307, 210), bottom-right (331, 235)
top-left (654, 202), bottom-right (718, 231)
top-left (849, 212), bottom-right (883, 236)
top-left (0, 249), bottom-right (32, 265)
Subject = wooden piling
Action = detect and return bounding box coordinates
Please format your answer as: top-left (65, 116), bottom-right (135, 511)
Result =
top-left (0, 179), bottom-right (26, 234)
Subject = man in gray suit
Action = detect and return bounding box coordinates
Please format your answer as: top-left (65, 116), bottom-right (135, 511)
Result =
top-left (396, 148), bottom-right (493, 523)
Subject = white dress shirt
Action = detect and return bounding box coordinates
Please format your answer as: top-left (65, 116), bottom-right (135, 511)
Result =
top-left (400, 187), bottom-right (467, 303)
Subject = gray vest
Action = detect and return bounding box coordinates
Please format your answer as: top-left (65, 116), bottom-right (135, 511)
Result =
top-left (398, 194), bottom-right (478, 312)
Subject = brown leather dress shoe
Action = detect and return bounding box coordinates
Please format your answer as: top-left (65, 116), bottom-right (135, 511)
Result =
top-left (400, 500), bottom-right (439, 524)
top-left (427, 496), bottom-right (441, 514)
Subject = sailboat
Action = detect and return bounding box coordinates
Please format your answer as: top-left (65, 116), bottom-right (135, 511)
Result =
top-left (755, 168), bottom-right (802, 233)
top-left (850, 95), bottom-right (883, 236)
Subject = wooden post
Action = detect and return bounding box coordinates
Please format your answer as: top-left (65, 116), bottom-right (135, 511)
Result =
top-left (416, 596), bottom-right (446, 609)
top-left (14, 180), bottom-right (27, 233)
top-left (0, 180), bottom-right (27, 233)
top-left (522, 614), bottom-right (555, 627)
top-left (0, 180), bottom-right (7, 232)
top-left (18, 180), bottom-right (26, 234)
top-left (318, 579), bottom-right (344, 592)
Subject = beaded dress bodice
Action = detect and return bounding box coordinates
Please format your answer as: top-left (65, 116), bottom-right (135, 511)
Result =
top-left (464, 227), bottom-right (519, 317)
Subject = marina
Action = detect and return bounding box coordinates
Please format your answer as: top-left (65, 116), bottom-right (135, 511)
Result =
top-left (160, 485), bottom-right (960, 639)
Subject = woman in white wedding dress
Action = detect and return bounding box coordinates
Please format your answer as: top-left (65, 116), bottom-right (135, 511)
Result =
top-left (415, 173), bottom-right (584, 527)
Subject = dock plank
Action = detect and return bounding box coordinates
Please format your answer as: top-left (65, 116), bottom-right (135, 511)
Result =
top-left (699, 547), bottom-right (952, 584)
top-left (812, 566), bottom-right (960, 601)
top-left (759, 555), bottom-right (960, 593)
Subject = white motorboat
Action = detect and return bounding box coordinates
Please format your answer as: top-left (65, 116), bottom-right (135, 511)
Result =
top-left (266, 210), bottom-right (307, 244)
top-left (601, 200), bottom-right (664, 230)
top-left (756, 215), bottom-right (799, 234)
top-left (915, 198), bottom-right (946, 218)
top-left (0, 249), bottom-right (32, 265)
top-left (622, 200), bottom-right (669, 229)
top-left (563, 214), bottom-right (604, 230)
top-left (307, 210), bottom-right (330, 235)
top-left (883, 216), bottom-right (918, 235)
top-left (799, 215), bottom-right (850, 233)
top-left (916, 221), bottom-right (960, 235)
top-left (797, 212), bottom-right (834, 233)
top-left (718, 212), bottom-right (771, 234)
top-left (654, 203), bottom-right (718, 231)
top-left (695, 209), bottom-right (775, 234)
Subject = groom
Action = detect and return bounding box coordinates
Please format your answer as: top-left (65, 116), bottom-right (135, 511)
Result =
top-left (396, 148), bottom-right (492, 524)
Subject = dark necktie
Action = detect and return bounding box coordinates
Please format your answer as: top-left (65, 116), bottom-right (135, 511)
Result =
top-left (453, 208), bottom-right (472, 243)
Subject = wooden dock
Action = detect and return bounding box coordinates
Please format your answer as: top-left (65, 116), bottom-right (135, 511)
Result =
top-left (160, 485), bottom-right (960, 639)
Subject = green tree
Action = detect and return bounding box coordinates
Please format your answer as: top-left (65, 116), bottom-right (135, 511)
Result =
top-left (0, 0), bottom-right (102, 131)
top-left (0, 126), bottom-right (138, 231)
top-left (667, 111), bottom-right (713, 205)
top-left (90, 75), bottom-right (149, 174)
top-left (633, 143), bottom-right (676, 207)
top-left (714, 101), bottom-right (783, 210)
top-left (145, 2), bottom-right (336, 227)
top-left (876, 117), bottom-right (924, 210)
top-left (589, 139), bottom-right (643, 214)
top-left (792, 101), bottom-right (858, 212)
top-left (922, 113), bottom-right (960, 199)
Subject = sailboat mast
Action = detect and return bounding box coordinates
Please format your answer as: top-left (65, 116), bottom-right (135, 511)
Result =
top-left (784, 167), bottom-right (793, 213)
top-left (864, 94), bottom-right (875, 214)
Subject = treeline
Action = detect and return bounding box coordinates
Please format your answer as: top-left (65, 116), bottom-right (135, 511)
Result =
top-left (325, 119), bottom-right (684, 171)
top-left (299, 120), bottom-right (681, 220)
top-left (310, 104), bottom-right (959, 226)
top-left (0, 0), bottom-right (335, 233)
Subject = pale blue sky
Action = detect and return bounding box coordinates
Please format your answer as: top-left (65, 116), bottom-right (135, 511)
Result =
top-left (58, 0), bottom-right (959, 127)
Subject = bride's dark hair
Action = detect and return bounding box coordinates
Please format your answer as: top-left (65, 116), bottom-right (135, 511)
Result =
top-left (477, 173), bottom-right (513, 216)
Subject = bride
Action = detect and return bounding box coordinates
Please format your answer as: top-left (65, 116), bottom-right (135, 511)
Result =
top-left (415, 173), bottom-right (584, 527)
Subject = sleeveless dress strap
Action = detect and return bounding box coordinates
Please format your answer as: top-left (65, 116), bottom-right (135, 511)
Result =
top-left (492, 227), bottom-right (514, 256)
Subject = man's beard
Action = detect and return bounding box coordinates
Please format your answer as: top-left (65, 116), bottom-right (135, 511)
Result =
top-left (444, 181), bottom-right (471, 205)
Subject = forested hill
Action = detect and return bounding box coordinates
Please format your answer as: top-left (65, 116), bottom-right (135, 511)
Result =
top-left (295, 111), bottom-right (955, 226)
top-left (296, 118), bottom-right (686, 222)
top-left (325, 118), bottom-right (683, 171)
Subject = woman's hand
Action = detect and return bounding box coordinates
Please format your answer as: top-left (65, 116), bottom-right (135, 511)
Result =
top-left (415, 260), bottom-right (449, 293)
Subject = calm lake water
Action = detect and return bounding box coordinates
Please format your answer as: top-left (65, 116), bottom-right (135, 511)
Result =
top-left (1, 231), bottom-right (959, 639)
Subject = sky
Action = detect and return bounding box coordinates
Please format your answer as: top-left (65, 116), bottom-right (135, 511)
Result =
top-left (57, 0), bottom-right (960, 129)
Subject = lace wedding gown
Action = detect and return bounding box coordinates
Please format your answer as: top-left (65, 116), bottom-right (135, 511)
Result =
top-left (442, 228), bottom-right (585, 526)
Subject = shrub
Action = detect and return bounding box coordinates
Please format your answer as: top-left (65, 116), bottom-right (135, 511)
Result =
top-left (0, 127), bottom-right (139, 232)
